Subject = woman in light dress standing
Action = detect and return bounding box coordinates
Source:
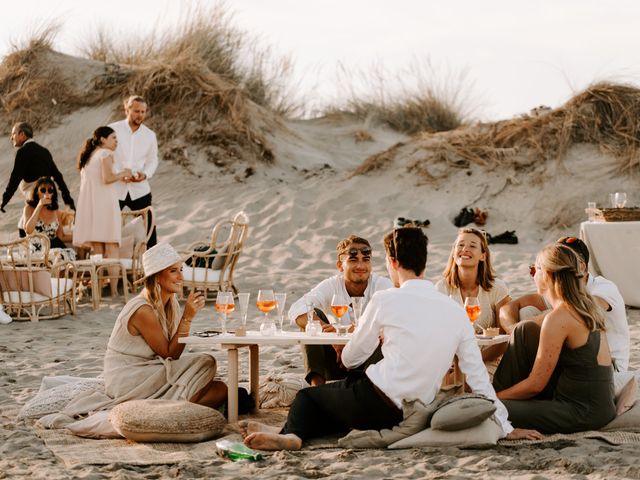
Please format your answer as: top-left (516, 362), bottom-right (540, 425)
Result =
top-left (72, 126), bottom-right (131, 259)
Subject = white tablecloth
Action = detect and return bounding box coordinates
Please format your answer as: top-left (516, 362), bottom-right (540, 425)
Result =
top-left (580, 221), bottom-right (640, 307)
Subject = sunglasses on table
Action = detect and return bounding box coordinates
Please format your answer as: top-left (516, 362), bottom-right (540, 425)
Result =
top-left (342, 247), bottom-right (372, 258)
top-left (39, 187), bottom-right (55, 194)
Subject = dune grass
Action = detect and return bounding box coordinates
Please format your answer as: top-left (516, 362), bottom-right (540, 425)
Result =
top-left (353, 82), bottom-right (640, 179)
top-left (326, 60), bottom-right (471, 135)
top-left (0, 23), bottom-right (81, 131)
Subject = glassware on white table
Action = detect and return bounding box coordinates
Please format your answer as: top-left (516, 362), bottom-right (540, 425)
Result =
top-left (587, 202), bottom-right (597, 222)
top-left (331, 293), bottom-right (350, 336)
top-left (350, 296), bottom-right (366, 327)
top-left (275, 292), bottom-right (287, 334)
top-left (609, 193), bottom-right (616, 208)
top-left (304, 294), bottom-right (319, 335)
top-left (257, 289), bottom-right (277, 336)
top-left (215, 291), bottom-right (235, 334)
top-left (236, 292), bottom-right (250, 336)
top-left (614, 192), bottom-right (627, 208)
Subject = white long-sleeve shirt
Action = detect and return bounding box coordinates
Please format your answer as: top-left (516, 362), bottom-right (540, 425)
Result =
top-left (342, 279), bottom-right (513, 436)
top-left (109, 120), bottom-right (158, 201)
top-left (287, 273), bottom-right (393, 325)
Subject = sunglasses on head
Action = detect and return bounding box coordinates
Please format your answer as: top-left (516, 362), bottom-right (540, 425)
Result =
top-left (39, 187), bottom-right (54, 194)
top-left (558, 236), bottom-right (578, 244)
top-left (343, 246), bottom-right (372, 258)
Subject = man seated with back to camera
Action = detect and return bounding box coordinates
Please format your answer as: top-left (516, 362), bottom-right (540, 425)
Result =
top-left (287, 235), bottom-right (393, 386)
top-left (499, 236), bottom-right (629, 372)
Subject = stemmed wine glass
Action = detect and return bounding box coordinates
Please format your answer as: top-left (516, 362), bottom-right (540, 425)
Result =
top-left (257, 289), bottom-right (276, 335)
top-left (275, 292), bottom-right (287, 334)
top-left (331, 293), bottom-right (350, 335)
top-left (464, 297), bottom-right (481, 325)
top-left (215, 291), bottom-right (235, 334)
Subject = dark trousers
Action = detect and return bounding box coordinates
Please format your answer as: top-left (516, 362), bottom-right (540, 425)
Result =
top-left (119, 192), bottom-right (156, 248)
top-left (281, 371), bottom-right (402, 442)
top-left (492, 320), bottom-right (558, 399)
top-left (303, 308), bottom-right (383, 383)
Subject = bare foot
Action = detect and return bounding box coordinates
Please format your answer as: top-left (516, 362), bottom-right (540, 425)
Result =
top-left (238, 420), bottom-right (281, 438)
top-left (244, 432), bottom-right (302, 451)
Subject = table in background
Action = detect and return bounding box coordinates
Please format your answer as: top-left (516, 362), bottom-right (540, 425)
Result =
top-left (73, 259), bottom-right (129, 309)
top-left (580, 221), bottom-right (640, 307)
top-left (180, 331), bottom-right (351, 422)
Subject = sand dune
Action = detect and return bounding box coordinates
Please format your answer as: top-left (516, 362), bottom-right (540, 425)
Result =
top-left (1, 48), bottom-right (640, 478)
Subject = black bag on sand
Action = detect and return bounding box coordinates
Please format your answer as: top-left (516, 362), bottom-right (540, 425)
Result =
top-left (487, 231), bottom-right (518, 244)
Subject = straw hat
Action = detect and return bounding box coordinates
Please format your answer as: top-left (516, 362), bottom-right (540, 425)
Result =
top-left (139, 243), bottom-right (183, 281)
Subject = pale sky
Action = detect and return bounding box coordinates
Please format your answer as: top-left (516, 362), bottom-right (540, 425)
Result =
top-left (1, 0), bottom-right (639, 120)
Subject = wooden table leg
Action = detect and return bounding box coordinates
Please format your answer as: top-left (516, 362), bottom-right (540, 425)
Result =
top-left (90, 266), bottom-right (99, 310)
top-left (249, 345), bottom-right (260, 413)
top-left (227, 347), bottom-right (239, 423)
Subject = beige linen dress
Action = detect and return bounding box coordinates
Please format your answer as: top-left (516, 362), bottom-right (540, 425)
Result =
top-left (103, 294), bottom-right (216, 402)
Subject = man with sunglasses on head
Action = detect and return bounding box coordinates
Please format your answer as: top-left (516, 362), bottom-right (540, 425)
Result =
top-left (287, 235), bottom-right (393, 386)
top-left (2, 122), bottom-right (75, 236)
top-left (499, 236), bottom-right (629, 371)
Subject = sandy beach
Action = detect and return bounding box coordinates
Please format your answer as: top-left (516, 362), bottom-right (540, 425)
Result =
top-left (2, 41), bottom-right (640, 478)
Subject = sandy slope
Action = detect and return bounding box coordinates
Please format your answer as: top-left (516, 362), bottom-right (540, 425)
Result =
top-left (1, 104), bottom-right (639, 478)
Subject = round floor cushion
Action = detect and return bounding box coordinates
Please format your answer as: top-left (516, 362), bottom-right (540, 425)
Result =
top-left (110, 399), bottom-right (225, 443)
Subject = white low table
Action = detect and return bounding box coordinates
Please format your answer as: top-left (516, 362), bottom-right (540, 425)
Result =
top-left (180, 331), bottom-right (509, 422)
top-left (580, 221), bottom-right (640, 307)
top-left (180, 330), bottom-right (351, 422)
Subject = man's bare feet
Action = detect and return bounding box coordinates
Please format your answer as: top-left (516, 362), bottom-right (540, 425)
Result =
top-left (244, 432), bottom-right (303, 451)
top-left (238, 420), bottom-right (281, 438)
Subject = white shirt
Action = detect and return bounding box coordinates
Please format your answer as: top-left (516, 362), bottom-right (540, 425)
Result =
top-left (588, 275), bottom-right (630, 371)
top-left (109, 120), bottom-right (158, 201)
top-left (342, 279), bottom-right (513, 436)
top-left (287, 273), bottom-right (393, 325)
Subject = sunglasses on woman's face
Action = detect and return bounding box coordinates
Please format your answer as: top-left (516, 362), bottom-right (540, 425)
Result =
top-left (529, 264), bottom-right (536, 277)
top-left (39, 187), bottom-right (54, 194)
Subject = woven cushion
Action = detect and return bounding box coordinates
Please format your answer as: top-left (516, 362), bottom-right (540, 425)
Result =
top-left (388, 417), bottom-right (502, 449)
top-left (18, 378), bottom-right (105, 419)
top-left (109, 399), bottom-right (225, 443)
top-left (259, 373), bottom-right (306, 409)
top-left (431, 394), bottom-right (496, 431)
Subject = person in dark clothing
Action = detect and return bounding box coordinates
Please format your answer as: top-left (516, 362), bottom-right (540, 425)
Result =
top-left (2, 122), bottom-right (75, 236)
top-left (493, 243), bottom-right (616, 434)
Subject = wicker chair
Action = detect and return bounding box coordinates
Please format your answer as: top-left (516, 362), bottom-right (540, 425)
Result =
top-left (181, 211), bottom-right (249, 300)
top-left (120, 206), bottom-right (155, 288)
top-left (0, 234), bottom-right (76, 322)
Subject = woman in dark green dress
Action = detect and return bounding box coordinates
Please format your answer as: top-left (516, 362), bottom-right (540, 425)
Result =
top-left (493, 243), bottom-right (616, 434)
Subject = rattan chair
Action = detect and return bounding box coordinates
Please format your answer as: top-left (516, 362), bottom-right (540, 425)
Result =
top-left (181, 211), bottom-right (249, 300)
top-left (0, 234), bottom-right (76, 322)
top-left (120, 206), bottom-right (155, 287)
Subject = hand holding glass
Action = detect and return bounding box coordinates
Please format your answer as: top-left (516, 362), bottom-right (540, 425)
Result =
top-left (215, 291), bottom-right (235, 334)
top-left (464, 297), bottom-right (481, 324)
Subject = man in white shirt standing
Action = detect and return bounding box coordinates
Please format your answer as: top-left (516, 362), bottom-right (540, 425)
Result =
top-left (243, 227), bottom-right (537, 450)
top-left (287, 235), bottom-right (393, 386)
top-left (109, 95), bottom-right (158, 247)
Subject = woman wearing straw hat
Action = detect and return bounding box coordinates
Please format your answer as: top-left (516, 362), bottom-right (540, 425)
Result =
top-left (103, 243), bottom-right (228, 410)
